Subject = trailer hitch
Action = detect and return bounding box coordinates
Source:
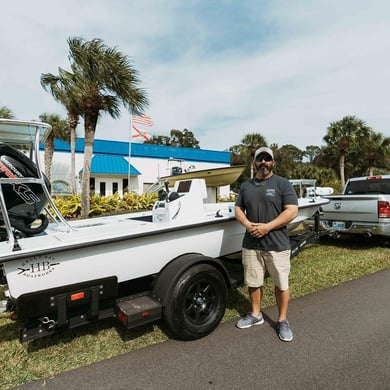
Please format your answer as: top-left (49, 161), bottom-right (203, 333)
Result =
top-left (39, 316), bottom-right (56, 330)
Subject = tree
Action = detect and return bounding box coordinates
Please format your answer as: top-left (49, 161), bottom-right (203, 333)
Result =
top-left (290, 164), bottom-right (337, 188)
top-left (39, 113), bottom-right (70, 182)
top-left (229, 133), bottom-right (268, 180)
top-left (60, 37), bottom-right (148, 218)
top-left (323, 116), bottom-right (372, 187)
top-left (278, 144), bottom-right (304, 163)
top-left (170, 129), bottom-right (200, 148)
top-left (146, 129), bottom-right (200, 148)
top-left (273, 144), bottom-right (304, 178)
top-left (0, 106), bottom-right (15, 119)
top-left (145, 134), bottom-right (171, 146)
top-left (41, 68), bottom-right (82, 194)
top-left (304, 145), bottom-right (321, 163)
top-left (364, 131), bottom-right (390, 175)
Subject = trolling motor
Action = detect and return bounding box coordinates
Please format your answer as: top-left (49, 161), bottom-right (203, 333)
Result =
top-left (0, 143), bottom-right (50, 236)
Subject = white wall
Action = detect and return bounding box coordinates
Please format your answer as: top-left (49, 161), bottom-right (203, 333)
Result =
top-left (42, 151), bottom-right (230, 197)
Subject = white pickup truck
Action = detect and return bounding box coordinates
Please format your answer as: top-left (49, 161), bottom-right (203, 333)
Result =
top-left (305, 176), bottom-right (390, 238)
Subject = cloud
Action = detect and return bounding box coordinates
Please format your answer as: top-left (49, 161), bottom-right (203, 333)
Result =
top-left (1, 0), bottom-right (389, 153)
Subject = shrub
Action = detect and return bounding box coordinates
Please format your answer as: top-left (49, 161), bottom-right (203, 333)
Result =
top-left (52, 192), bottom-right (158, 219)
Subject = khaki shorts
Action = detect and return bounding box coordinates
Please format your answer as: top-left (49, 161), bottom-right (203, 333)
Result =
top-left (242, 248), bottom-right (291, 290)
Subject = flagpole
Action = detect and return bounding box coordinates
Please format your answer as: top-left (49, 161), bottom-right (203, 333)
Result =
top-left (128, 109), bottom-right (132, 194)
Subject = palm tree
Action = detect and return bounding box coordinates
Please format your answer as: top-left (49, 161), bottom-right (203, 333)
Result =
top-left (323, 116), bottom-right (372, 187)
top-left (239, 133), bottom-right (268, 178)
top-left (39, 113), bottom-right (70, 183)
top-left (67, 37), bottom-right (149, 218)
top-left (41, 69), bottom-right (81, 194)
top-left (0, 106), bottom-right (15, 119)
top-left (364, 131), bottom-right (390, 175)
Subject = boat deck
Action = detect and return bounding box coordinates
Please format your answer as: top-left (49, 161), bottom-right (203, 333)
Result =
top-left (0, 203), bottom-right (237, 262)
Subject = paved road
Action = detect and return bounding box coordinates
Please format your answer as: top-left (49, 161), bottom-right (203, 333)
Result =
top-left (15, 268), bottom-right (390, 390)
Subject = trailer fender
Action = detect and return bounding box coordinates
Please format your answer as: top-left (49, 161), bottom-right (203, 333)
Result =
top-left (152, 253), bottom-right (230, 305)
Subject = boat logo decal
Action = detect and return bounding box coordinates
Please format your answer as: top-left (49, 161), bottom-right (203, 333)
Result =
top-left (0, 157), bottom-right (40, 204)
top-left (17, 255), bottom-right (59, 278)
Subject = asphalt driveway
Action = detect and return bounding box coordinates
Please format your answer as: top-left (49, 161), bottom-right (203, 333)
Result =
top-left (14, 268), bottom-right (390, 390)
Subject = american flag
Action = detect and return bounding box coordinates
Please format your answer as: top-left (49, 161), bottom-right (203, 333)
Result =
top-left (131, 125), bottom-right (151, 141)
top-left (131, 112), bottom-right (154, 126)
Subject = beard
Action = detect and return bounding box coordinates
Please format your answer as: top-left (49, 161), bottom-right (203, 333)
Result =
top-left (256, 163), bottom-right (273, 178)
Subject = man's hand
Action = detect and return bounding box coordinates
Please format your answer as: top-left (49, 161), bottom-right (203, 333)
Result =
top-left (247, 223), bottom-right (270, 238)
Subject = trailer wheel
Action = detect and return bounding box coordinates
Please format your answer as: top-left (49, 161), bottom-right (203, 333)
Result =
top-left (163, 263), bottom-right (227, 340)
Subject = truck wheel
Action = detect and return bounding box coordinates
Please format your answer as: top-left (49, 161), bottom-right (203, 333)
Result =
top-left (163, 263), bottom-right (227, 340)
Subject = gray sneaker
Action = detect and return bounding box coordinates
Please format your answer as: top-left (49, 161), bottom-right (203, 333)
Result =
top-left (236, 313), bottom-right (264, 329)
top-left (278, 319), bottom-right (293, 341)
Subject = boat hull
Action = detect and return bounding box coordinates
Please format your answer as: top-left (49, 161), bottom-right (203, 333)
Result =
top-left (2, 211), bottom-right (244, 298)
top-left (161, 165), bottom-right (246, 187)
top-left (2, 197), bottom-right (329, 298)
top-left (289, 197), bottom-right (330, 231)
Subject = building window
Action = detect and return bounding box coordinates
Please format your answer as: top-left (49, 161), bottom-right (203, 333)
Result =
top-left (113, 182), bottom-right (118, 194)
top-left (123, 178), bottom-right (128, 194)
top-left (90, 177), bottom-right (95, 195)
top-left (100, 182), bottom-right (106, 196)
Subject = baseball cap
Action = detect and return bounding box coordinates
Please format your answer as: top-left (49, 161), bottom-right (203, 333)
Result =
top-left (254, 147), bottom-right (274, 160)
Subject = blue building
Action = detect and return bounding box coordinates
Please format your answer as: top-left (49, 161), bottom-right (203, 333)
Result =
top-left (45, 138), bottom-right (232, 196)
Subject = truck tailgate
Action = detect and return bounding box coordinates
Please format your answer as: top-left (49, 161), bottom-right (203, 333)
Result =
top-left (321, 195), bottom-right (380, 223)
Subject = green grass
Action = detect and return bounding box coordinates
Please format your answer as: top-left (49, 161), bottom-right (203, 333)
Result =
top-left (1, 235), bottom-right (389, 390)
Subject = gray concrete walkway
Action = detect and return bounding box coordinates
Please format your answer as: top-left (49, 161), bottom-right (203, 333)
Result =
top-left (15, 268), bottom-right (390, 390)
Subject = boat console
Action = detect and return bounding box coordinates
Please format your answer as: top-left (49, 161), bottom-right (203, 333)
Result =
top-left (152, 179), bottom-right (208, 223)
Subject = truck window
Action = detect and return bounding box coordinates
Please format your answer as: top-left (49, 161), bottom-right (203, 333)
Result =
top-left (346, 179), bottom-right (390, 194)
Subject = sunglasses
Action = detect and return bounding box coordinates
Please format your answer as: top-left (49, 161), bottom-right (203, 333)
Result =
top-left (255, 155), bottom-right (273, 162)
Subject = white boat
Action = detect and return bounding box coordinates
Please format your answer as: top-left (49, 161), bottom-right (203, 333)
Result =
top-left (0, 120), bottom-right (241, 289)
top-left (0, 119), bottom-right (247, 342)
top-left (160, 164), bottom-right (246, 187)
top-left (289, 179), bottom-right (330, 231)
top-left (0, 119), bottom-right (328, 343)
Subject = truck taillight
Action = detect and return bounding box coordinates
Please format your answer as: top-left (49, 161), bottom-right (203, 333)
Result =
top-left (378, 201), bottom-right (390, 218)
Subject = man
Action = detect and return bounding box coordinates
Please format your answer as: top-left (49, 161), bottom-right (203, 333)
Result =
top-left (234, 147), bottom-right (298, 341)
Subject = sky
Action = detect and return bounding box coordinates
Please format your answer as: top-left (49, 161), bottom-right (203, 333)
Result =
top-left (1, 0), bottom-right (390, 152)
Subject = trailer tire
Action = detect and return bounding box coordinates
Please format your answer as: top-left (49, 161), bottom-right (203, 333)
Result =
top-left (163, 263), bottom-right (227, 340)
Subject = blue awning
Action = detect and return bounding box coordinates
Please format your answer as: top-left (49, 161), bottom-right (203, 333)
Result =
top-left (88, 155), bottom-right (140, 175)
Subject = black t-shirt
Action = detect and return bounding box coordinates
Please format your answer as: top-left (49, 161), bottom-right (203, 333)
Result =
top-left (235, 174), bottom-right (298, 251)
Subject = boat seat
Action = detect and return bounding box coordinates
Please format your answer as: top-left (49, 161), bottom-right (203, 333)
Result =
top-left (168, 191), bottom-right (180, 202)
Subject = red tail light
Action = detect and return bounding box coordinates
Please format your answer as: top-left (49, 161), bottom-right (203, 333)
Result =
top-left (117, 311), bottom-right (127, 325)
top-left (378, 201), bottom-right (390, 218)
top-left (70, 291), bottom-right (85, 301)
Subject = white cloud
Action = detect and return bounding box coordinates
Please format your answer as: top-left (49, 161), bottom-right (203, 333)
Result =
top-left (1, 0), bottom-right (389, 153)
